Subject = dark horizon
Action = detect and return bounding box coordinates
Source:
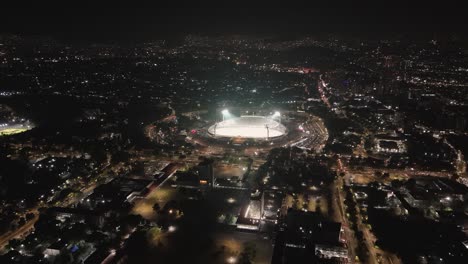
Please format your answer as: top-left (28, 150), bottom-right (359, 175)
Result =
top-left (2, 5), bottom-right (468, 41)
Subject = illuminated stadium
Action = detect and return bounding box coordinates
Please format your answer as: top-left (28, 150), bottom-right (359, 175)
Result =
top-left (146, 107), bottom-right (328, 153)
top-left (208, 111), bottom-right (287, 139)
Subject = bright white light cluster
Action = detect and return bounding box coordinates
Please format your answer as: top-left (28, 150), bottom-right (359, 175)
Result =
top-left (209, 116), bottom-right (286, 138)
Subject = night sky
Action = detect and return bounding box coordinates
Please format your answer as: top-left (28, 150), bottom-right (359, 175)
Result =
top-left (1, 3), bottom-right (468, 40)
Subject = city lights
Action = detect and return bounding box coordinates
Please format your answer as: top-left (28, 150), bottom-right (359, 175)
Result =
top-left (1, 12), bottom-right (465, 264)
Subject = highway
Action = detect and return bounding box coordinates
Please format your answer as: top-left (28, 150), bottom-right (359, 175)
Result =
top-left (336, 157), bottom-right (402, 264)
top-left (0, 214), bottom-right (38, 250)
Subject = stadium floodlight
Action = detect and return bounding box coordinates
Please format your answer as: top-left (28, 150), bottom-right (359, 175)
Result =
top-left (221, 109), bottom-right (229, 121)
top-left (273, 111), bottom-right (281, 123)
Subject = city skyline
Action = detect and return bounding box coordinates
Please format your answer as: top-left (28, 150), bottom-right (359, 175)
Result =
top-left (0, 5), bottom-right (467, 264)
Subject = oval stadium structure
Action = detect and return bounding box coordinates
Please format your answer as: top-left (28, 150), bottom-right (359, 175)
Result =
top-left (208, 116), bottom-right (286, 139)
